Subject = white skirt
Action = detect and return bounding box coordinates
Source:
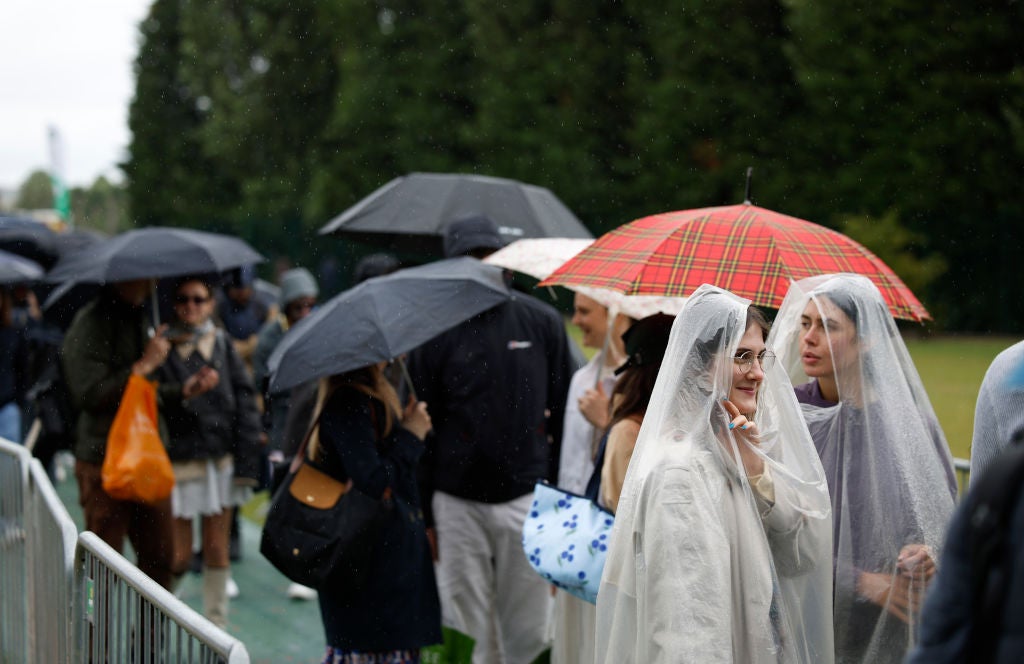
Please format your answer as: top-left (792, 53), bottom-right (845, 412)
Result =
top-left (171, 456), bottom-right (253, 520)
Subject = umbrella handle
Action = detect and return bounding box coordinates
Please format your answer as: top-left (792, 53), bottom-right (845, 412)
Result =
top-left (149, 279), bottom-right (161, 334)
top-left (397, 356), bottom-right (419, 403)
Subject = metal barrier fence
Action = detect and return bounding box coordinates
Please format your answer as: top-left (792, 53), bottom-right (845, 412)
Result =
top-left (0, 438), bottom-right (249, 663)
top-left (73, 532), bottom-right (250, 664)
top-left (953, 456), bottom-right (971, 494)
top-left (0, 439), bottom-right (30, 663)
top-left (27, 453), bottom-right (79, 662)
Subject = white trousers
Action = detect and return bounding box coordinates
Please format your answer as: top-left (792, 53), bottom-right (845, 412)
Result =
top-left (550, 590), bottom-right (597, 664)
top-left (433, 491), bottom-right (553, 664)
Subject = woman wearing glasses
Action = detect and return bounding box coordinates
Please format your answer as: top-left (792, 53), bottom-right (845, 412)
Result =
top-left (158, 275), bottom-right (263, 628)
top-left (597, 285), bottom-right (833, 663)
top-left (769, 274), bottom-right (956, 664)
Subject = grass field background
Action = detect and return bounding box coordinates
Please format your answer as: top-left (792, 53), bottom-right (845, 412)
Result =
top-left (567, 324), bottom-right (1017, 462)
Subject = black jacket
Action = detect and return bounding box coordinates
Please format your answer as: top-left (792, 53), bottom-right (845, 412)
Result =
top-left (316, 387), bottom-right (441, 651)
top-left (158, 329), bottom-right (263, 481)
top-left (407, 293), bottom-right (575, 516)
top-left (0, 323), bottom-right (28, 408)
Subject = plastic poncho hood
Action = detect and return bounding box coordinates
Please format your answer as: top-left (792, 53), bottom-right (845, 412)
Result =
top-left (596, 284), bottom-right (833, 663)
top-left (769, 273), bottom-right (957, 663)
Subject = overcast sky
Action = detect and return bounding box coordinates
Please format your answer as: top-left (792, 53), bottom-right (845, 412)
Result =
top-left (1, 0), bottom-right (152, 190)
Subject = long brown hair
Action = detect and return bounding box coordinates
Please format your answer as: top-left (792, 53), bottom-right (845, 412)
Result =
top-left (307, 363), bottom-right (402, 460)
top-left (609, 362), bottom-right (662, 427)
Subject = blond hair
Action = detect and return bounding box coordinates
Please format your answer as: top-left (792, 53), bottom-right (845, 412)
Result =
top-left (307, 364), bottom-right (402, 461)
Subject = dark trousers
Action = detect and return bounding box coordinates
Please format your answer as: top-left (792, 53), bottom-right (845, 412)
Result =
top-left (75, 460), bottom-right (174, 589)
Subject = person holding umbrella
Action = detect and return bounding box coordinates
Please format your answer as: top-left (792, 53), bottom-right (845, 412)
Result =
top-left (307, 362), bottom-right (441, 663)
top-left (157, 275), bottom-right (262, 627)
top-left (769, 273), bottom-right (957, 663)
top-left (406, 216), bottom-right (576, 664)
top-left (61, 278), bottom-right (220, 589)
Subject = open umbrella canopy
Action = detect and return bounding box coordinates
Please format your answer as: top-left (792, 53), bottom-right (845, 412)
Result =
top-left (268, 257), bottom-right (511, 392)
top-left (319, 172), bottom-right (592, 253)
top-left (483, 237), bottom-right (594, 282)
top-left (484, 238), bottom-right (685, 319)
top-left (0, 249), bottom-right (45, 284)
top-left (45, 227), bottom-right (264, 285)
top-left (0, 216), bottom-right (60, 268)
top-left (541, 204), bottom-right (930, 322)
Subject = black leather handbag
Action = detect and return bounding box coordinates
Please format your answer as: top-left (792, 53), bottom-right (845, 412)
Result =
top-left (259, 409), bottom-right (391, 589)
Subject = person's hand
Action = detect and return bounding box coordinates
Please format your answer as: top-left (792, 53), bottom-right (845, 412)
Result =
top-left (897, 543), bottom-right (937, 582)
top-left (720, 399), bottom-right (764, 476)
top-left (579, 383), bottom-right (610, 429)
top-left (133, 325), bottom-right (171, 375)
top-left (402, 398), bottom-right (432, 441)
top-left (182, 366), bottom-right (219, 399)
top-left (856, 570), bottom-right (924, 624)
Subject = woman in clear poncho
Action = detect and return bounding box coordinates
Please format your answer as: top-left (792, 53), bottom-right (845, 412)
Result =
top-left (596, 285), bottom-right (833, 664)
top-left (768, 273), bottom-right (957, 663)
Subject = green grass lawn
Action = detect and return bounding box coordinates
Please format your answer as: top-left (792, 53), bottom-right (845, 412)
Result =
top-left (567, 321), bottom-right (1017, 462)
top-left (904, 336), bottom-right (1016, 460)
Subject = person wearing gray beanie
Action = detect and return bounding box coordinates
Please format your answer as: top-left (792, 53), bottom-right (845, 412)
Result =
top-left (278, 268), bottom-right (319, 310)
top-left (251, 265), bottom-right (322, 601)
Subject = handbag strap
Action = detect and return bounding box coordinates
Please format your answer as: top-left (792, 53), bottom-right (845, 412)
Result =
top-left (288, 409), bottom-right (324, 475)
top-left (289, 389), bottom-right (393, 501)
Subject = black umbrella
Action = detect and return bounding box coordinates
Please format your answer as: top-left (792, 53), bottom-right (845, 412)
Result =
top-left (267, 257), bottom-right (511, 393)
top-left (0, 216), bottom-right (60, 268)
top-left (45, 227), bottom-right (264, 285)
top-left (319, 172), bottom-right (593, 254)
top-left (44, 227), bottom-right (264, 328)
top-left (0, 249), bottom-right (44, 284)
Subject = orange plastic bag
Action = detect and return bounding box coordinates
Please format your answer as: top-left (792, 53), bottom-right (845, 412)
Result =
top-left (101, 374), bottom-right (175, 503)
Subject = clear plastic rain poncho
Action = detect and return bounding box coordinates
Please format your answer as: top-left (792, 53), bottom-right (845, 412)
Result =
top-left (596, 285), bottom-right (833, 664)
top-left (768, 274), bottom-right (957, 664)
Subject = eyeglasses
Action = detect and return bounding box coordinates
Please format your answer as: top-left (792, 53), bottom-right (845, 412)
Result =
top-left (733, 350), bottom-right (776, 372)
top-left (175, 295), bottom-right (210, 305)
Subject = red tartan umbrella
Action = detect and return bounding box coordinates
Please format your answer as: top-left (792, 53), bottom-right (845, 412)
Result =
top-left (540, 204), bottom-right (930, 322)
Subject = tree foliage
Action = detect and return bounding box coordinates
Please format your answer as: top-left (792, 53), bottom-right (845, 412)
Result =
top-left (70, 177), bottom-right (129, 234)
top-left (15, 170), bottom-right (55, 210)
top-left (122, 1), bottom-right (1024, 331)
top-left (124, 0), bottom-right (239, 230)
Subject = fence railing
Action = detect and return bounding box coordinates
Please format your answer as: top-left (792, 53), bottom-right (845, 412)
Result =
top-left (0, 439), bottom-right (30, 663)
top-left (74, 532), bottom-right (250, 664)
top-left (27, 454), bottom-right (79, 662)
top-left (0, 438), bottom-right (250, 663)
top-left (953, 456), bottom-right (971, 494)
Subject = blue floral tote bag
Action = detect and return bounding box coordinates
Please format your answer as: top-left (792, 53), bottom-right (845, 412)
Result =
top-left (521, 482), bottom-right (614, 604)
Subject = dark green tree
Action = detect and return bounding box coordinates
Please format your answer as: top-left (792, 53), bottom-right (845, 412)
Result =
top-left (123, 0), bottom-right (238, 229)
top-left (179, 0), bottom-right (339, 226)
top-left (617, 0), bottom-right (805, 219)
top-left (307, 2), bottom-right (476, 225)
top-left (786, 0), bottom-right (1024, 330)
top-left (460, 1), bottom-right (638, 233)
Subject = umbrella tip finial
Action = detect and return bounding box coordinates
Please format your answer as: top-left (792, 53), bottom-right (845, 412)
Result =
top-left (743, 167), bottom-right (754, 205)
